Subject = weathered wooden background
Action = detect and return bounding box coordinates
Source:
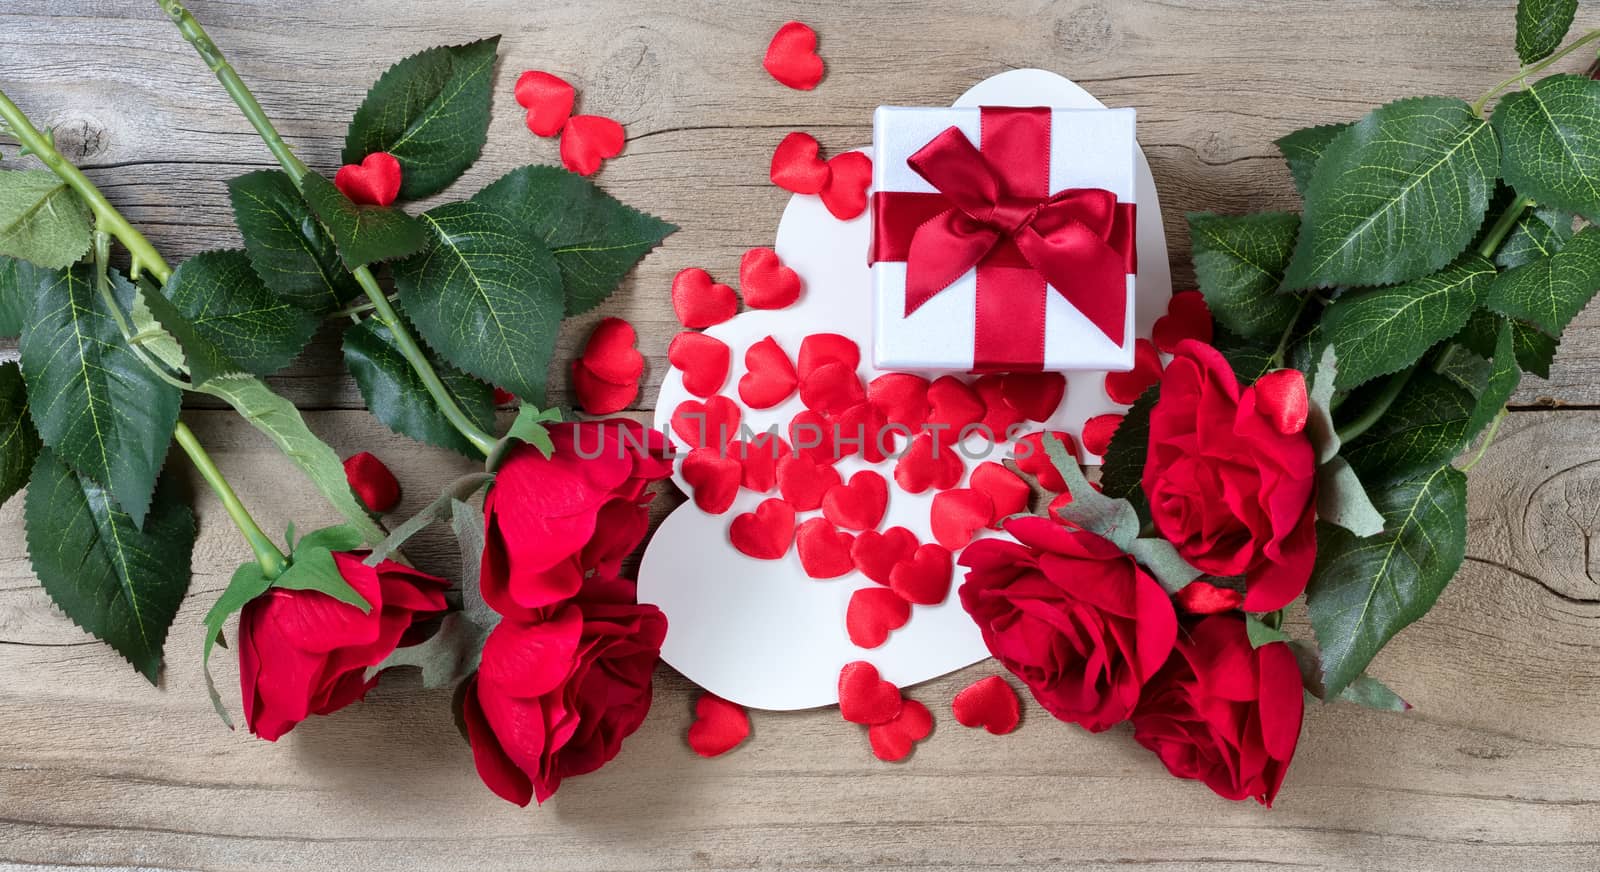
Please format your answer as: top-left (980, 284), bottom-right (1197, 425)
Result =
top-left (3, 1), bottom-right (1600, 869)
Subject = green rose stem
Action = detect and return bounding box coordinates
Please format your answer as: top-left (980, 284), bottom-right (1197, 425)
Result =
top-left (0, 88), bottom-right (289, 578)
top-left (1471, 28), bottom-right (1600, 116)
top-left (155, 0), bottom-right (498, 458)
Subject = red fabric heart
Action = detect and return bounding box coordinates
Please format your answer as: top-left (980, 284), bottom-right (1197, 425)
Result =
top-left (514, 70), bottom-right (576, 137)
top-left (668, 331), bottom-right (730, 399)
top-left (794, 517), bottom-right (855, 579)
top-left (931, 488), bottom-right (993, 549)
top-left (1002, 372), bottom-right (1067, 422)
top-left (951, 676), bottom-right (1021, 735)
top-left (1175, 579), bottom-right (1246, 615)
top-left (572, 363), bottom-right (638, 415)
top-left (969, 461), bottom-right (1028, 524)
top-left (579, 317), bottom-right (643, 384)
top-left (1080, 413), bottom-right (1123, 457)
top-left (1152, 290), bottom-right (1215, 354)
top-left (682, 447), bottom-right (741, 515)
top-left (687, 692), bottom-right (750, 758)
top-left (333, 152), bottom-right (402, 207)
top-left (343, 451), bottom-right (401, 513)
top-left (889, 543), bottom-right (952, 606)
top-left (868, 698), bottom-right (932, 761)
top-left (738, 336), bottom-right (799, 409)
top-left (926, 375), bottom-right (984, 436)
top-left (819, 151), bottom-right (872, 221)
top-left (797, 333), bottom-right (860, 380)
top-left (833, 401), bottom-right (890, 463)
top-left (846, 587), bottom-right (911, 648)
top-left (851, 526), bottom-right (919, 585)
top-left (1254, 369), bottom-right (1310, 435)
top-left (974, 375), bottom-right (1025, 442)
top-left (775, 451), bottom-right (841, 511)
top-left (770, 132), bottom-right (831, 195)
top-left (838, 661), bottom-right (901, 725)
top-left (671, 267), bottom-right (739, 328)
top-left (1012, 431), bottom-right (1075, 492)
top-left (823, 470), bottom-right (888, 531)
top-left (788, 408), bottom-right (839, 466)
top-left (763, 20), bottom-right (824, 91)
top-left (729, 498), bottom-right (796, 560)
top-left (799, 361), bottom-right (866, 416)
top-left (740, 247), bottom-right (802, 309)
top-left (1104, 338), bottom-right (1163, 405)
top-left (560, 114), bottom-right (625, 176)
top-left (671, 396), bottom-right (742, 450)
top-left (732, 434), bottom-right (788, 493)
top-left (493, 387), bottom-right (517, 406)
top-left (868, 373), bottom-right (931, 430)
top-left (894, 432), bottom-right (964, 494)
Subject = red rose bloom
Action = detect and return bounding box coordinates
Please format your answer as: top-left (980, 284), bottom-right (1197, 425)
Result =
top-left (239, 552), bottom-right (449, 741)
top-left (1132, 614), bottom-right (1304, 806)
top-left (1143, 340), bottom-right (1316, 611)
top-left (462, 579), bottom-right (667, 805)
top-left (958, 516), bottom-right (1178, 732)
top-left (481, 420), bottom-right (671, 618)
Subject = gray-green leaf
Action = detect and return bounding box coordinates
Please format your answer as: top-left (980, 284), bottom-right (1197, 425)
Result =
top-left (1515, 0), bottom-right (1579, 65)
top-left (1043, 434), bottom-right (1139, 551)
top-left (165, 249), bottom-right (318, 376)
top-left (202, 561), bottom-right (274, 727)
top-left (1483, 224), bottom-right (1600, 335)
top-left (1315, 457), bottom-right (1386, 537)
top-left (300, 171), bottom-right (429, 270)
top-left (0, 360), bottom-right (40, 506)
top-left (228, 170), bottom-right (361, 314)
top-left (0, 169), bottom-right (93, 269)
top-left (1494, 75), bottom-right (1600, 223)
top-left (1275, 123), bottom-right (1351, 196)
top-left (1187, 211), bottom-right (1303, 340)
top-left (343, 315), bottom-right (496, 458)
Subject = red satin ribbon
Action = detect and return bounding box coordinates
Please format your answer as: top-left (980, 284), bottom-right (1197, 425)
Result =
top-left (869, 106), bottom-right (1136, 370)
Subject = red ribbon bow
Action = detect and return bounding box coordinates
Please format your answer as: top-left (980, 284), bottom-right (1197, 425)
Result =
top-left (870, 106), bottom-right (1136, 370)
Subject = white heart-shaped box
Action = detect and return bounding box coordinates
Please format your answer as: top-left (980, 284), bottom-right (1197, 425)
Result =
top-left (639, 69), bottom-right (1172, 710)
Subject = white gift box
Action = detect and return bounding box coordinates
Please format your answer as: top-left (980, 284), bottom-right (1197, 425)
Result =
top-left (869, 105), bottom-right (1138, 372)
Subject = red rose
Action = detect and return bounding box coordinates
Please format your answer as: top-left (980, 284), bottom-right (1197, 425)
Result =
top-left (958, 516), bottom-right (1178, 731)
top-left (481, 420), bottom-right (670, 618)
top-left (239, 552), bottom-right (449, 741)
top-left (1132, 614), bottom-right (1303, 806)
top-left (1143, 340), bottom-right (1316, 611)
top-left (462, 578), bottom-right (667, 805)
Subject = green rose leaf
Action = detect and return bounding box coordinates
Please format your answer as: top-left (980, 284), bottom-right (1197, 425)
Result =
top-left (0, 360), bottom-right (41, 506)
top-left (1096, 386), bottom-right (1155, 511)
top-left (1462, 320), bottom-right (1520, 442)
top-left (343, 315), bottom-right (496, 457)
top-left (1322, 253), bottom-right (1496, 390)
top-left (228, 170), bottom-right (362, 314)
top-left (164, 249), bottom-right (318, 376)
top-left (132, 277), bottom-right (245, 387)
top-left (25, 449), bottom-right (195, 684)
top-left (0, 255), bottom-right (37, 336)
top-left (19, 265), bottom-right (180, 527)
top-left (1334, 674), bottom-right (1411, 711)
top-left (1494, 75), bottom-right (1600, 223)
top-left (1344, 370), bottom-right (1477, 484)
top-left (473, 165), bottom-right (677, 315)
top-left (271, 544), bottom-right (371, 613)
top-left (1483, 224), bottom-right (1600, 335)
top-left (1306, 464), bottom-right (1467, 697)
top-left (1187, 211), bottom-right (1303, 340)
top-left (1275, 123), bottom-right (1351, 196)
top-left (1283, 97), bottom-right (1498, 290)
top-left (300, 171), bottom-right (430, 270)
top-left (1515, 0), bottom-right (1579, 65)
top-left (342, 37), bottom-right (500, 200)
top-left (0, 168), bottom-right (93, 269)
top-left (1454, 309), bottom-right (1559, 378)
top-left (1496, 206), bottom-right (1575, 269)
top-left (395, 201), bottom-right (564, 403)
top-left (1245, 615), bottom-right (1293, 648)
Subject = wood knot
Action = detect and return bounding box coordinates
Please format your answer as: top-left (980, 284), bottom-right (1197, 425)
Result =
top-left (1054, 3), bottom-right (1118, 55)
top-left (1520, 458), bottom-right (1600, 602)
top-left (586, 29), bottom-right (663, 129)
top-left (52, 117), bottom-right (109, 162)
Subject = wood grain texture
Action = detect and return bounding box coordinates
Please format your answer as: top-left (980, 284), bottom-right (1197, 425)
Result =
top-left (3, 1), bottom-right (1600, 870)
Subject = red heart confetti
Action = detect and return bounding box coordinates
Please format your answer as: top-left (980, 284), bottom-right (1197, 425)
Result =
top-left (788, 408), bottom-right (839, 466)
top-left (797, 333), bottom-right (860, 380)
top-left (763, 21), bottom-right (824, 91)
top-left (930, 488), bottom-right (993, 549)
top-left (729, 498), bottom-right (797, 560)
top-left (974, 374), bottom-right (1025, 441)
top-left (572, 363), bottom-right (638, 415)
top-left (1002, 372), bottom-right (1067, 422)
top-left (740, 247), bottom-right (802, 309)
top-left (799, 361), bottom-right (866, 416)
top-left (846, 587), bottom-right (912, 648)
top-left (969, 461), bottom-right (1029, 525)
top-left (851, 526), bottom-right (919, 585)
top-left (893, 431), bottom-right (964, 494)
top-left (1012, 431), bottom-right (1074, 492)
top-left (796, 518), bottom-right (856, 579)
top-left (926, 375), bottom-right (985, 436)
top-left (950, 676), bottom-right (1021, 735)
top-left (333, 152), bottom-right (402, 207)
top-left (838, 661), bottom-right (901, 725)
top-left (559, 114), bottom-right (625, 176)
top-left (668, 331), bottom-right (731, 399)
top-left (671, 396), bottom-right (742, 450)
top-left (732, 434), bottom-right (788, 493)
top-left (823, 470), bottom-right (888, 531)
top-left (579, 317), bottom-right (644, 385)
top-left (687, 692), bottom-right (750, 758)
top-left (834, 401), bottom-right (891, 463)
top-left (889, 543), bottom-right (953, 606)
top-left (867, 698), bottom-right (932, 762)
top-left (1104, 338), bottom-right (1163, 405)
top-left (492, 387), bottom-right (517, 406)
top-left (344, 451), bottom-right (401, 513)
top-left (1254, 368), bottom-right (1310, 436)
top-left (1152, 290), bottom-right (1214, 354)
top-left (682, 447), bottom-right (742, 515)
top-left (671, 267), bottom-right (739, 328)
top-left (738, 336), bottom-right (799, 409)
top-left (819, 151), bottom-right (872, 220)
top-left (770, 132), bottom-right (831, 194)
top-left (775, 451), bottom-right (842, 511)
top-left (514, 70), bottom-right (576, 137)
top-left (1080, 413), bottom-right (1123, 457)
top-left (1175, 579), bottom-right (1247, 614)
top-left (868, 373), bottom-right (931, 430)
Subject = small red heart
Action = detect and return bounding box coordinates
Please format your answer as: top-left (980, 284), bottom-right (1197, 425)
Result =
top-left (1002, 372), bottom-right (1067, 422)
top-left (763, 20), bottom-right (824, 91)
top-left (687, 692), bottom-right (750, 758)
top-left (851, 526), bottom-right (919, 585)
top-left (799, 361), bottom-right (865, 416)
top-left (823, 470), bottom-right (888, 531)
top-left (893, 432), bottom-right (964, 494)
top-left (846, 587), bottom-right (911, 648)
top-left (951, 675), bottom-right (1021, 735)
top-left (682, 447), bottom-right (741, 515)
top-left (795, 517), bottom-right (856, 579)
top-left (797, 333), bottom-right (860, 380)
top-left (867, 698), bottom-right (932, 761)
top-left (514, 70), bottom-right (576, 137)
top-left (775, 451), bottom-right (841, 511)
top-left (1175, 579), bottom-right (1246, 615)
top-left (969, 461), bottom-right (1029, 525)
top-left (671, 267), bottom-right (739, 328)
top-left (1012, 431), bottom-right (1075, 492)
top-left (668, 331), bottom-right (730, 399)
top-left (926, 375), bottom-right (985, 436)
top-left (788, 408), bottom-right (840, 466)
top-left (740, 247), bottom-right (802, 309)
top-left (838, 661), bottom-right (901, 725)
top-left (868, 373), bottom-right (930, 430)
top-left (889, 543), bottom-right (952, 606)
top-left (572, 362), bottom-right (638, 414)
top-left (738, 336), bottom-right (799, 409)
top-left (493, 387), bottom-right (517, 406)
top-left (1254, 368), bottom-right (1309, 435)
top-left (770, 132), bottom-right (831, 194)
top-left (579, 317), bottom-right (644, 384)
top-left (731, 434), bottom-right (787, 493)
top-left (930, 488), bottom-right (993, 549)
top-left (818, 151), bottom-right (872, 221)
top-left (560, 114), bottom-right (625, 177)
top-left (343, 451), bottom-right (401, 514)
top-left (974, 375), bottom-right (1025, 442)
top-left (1152, 290), bottom-right (1214, 354)
top-left (729, 498), bottom-right (796, 560)
top-left (333, 152), bottom-right (402, 207)
top-left (833, 401), bottom-right (892, 463)
top-left (1104, 338), bottom-right (1163, 405)
top-left (671, 396), bottom-right (742, 451)
top-left (1080, 413), bottom-right (1123, 457)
